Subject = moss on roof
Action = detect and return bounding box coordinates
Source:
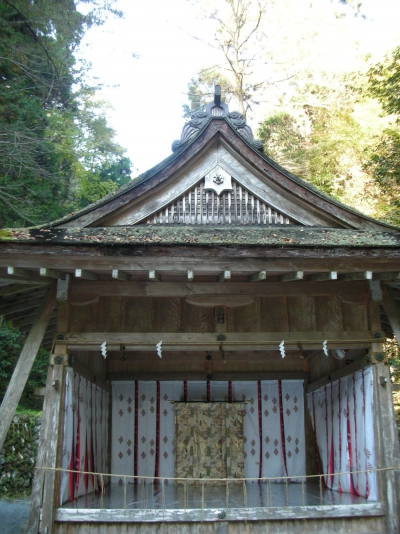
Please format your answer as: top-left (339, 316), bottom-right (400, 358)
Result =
top-left (4, 226), bottom-right (400, 248)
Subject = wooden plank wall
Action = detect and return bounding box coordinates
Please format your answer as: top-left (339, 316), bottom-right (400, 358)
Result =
top-left (68, 295), bottom-right (370, 335)
top-left (54, 516), bottom-right (385, 534)
top-left (66, 292), bottom-right (377, 383)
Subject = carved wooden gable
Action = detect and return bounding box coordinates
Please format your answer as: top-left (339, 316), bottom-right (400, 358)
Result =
top-left (100, 144), bottom-right (339, 227)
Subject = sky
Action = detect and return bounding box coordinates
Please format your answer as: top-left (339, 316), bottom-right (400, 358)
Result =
top-left (79, 0), bottom-right (400, 175)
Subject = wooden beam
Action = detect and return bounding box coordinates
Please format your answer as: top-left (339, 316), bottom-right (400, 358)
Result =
top-left (373, 272), bottom-right (400, 281)
top-left (307, 355), bottom-right (372, 393)
top-left (112, 269), bottom-right (129, 281)
top-left (248, 271), bottom-right (266, 282)
top-left (279, 271), bottom-right (304, 282)
top-left (0, 281), bottom-right (57, 451)
top-left (308, 271), bottom-right (337, 282)
top-left (187, 270), bottom-right (194, 282)
top-left (75, 268), bottom-right (99, 280)
top-left (149, 270), bottom-right (161, 282)
top-left (218, 270), bottom-right (231, 282)
top-left (69, 279), bottom-right (370, 298)
top-left (7, 266), bottom-right (31, 278)
top-left (382, 283), bottom-right (400, 341)
top-left (40, 267), bottom-right (65, 279)
top-left (64, 330), bottom-right (377, 352)
top-left (339, 271), bottom-right (372, 281)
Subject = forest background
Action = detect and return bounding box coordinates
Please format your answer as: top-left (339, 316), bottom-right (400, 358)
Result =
top-left (0, 0), bottom-right (400, 408)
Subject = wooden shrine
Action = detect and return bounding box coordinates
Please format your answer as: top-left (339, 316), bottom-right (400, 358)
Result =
top-left (1, 88), bottom-right (400, 533)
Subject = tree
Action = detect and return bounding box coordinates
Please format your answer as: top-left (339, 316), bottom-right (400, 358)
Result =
top-left (257, 72), bottom-right (387, 216)
top-left (0, 0), bottom-right (130, 228)
top-left (187, 0), bottom-right (364, 119)
top-left (364, 46), bottom-right (400, 225)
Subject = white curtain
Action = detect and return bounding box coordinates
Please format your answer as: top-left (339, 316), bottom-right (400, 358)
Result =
top-left (307, 367), bottom-right (377, 500)
top-left (111, 380), bottom-right (306, 483)
top-left (60, 369), bottom-right (109, 503)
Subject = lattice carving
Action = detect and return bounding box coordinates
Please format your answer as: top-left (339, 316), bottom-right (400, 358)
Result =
top-left (144, 178), bottom-right (296, 225)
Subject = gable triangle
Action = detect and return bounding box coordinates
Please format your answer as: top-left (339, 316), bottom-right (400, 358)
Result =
top-left (140, 176), bottom-right (298, 226)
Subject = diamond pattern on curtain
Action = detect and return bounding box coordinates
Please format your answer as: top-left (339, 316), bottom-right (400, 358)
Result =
top-left (60, 368), bottom-right (109, 504)
top-left (307, 367), bottom-right (377, 500)
top-left (110, 380), bottom-right (306, 484)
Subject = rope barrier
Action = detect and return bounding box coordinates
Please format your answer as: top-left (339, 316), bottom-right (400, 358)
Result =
top-left (36, 464), bottom-right (400, 519)
top-left (37, 464), bottom-right (400, 483)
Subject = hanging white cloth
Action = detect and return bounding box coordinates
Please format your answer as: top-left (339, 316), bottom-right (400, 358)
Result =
top-left (110, 380), bottom-right (306, 484)
top-left (308, 367), bottom-right (376, 500)
top-left (60, 370), bottom-right (109, 503)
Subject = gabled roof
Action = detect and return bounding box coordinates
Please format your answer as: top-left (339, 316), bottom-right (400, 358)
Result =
top-left (50, 102), bottom-right (395, 232)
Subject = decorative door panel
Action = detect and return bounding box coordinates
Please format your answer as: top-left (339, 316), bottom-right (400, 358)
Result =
top-left (175, 403), bottom-right (244, 483)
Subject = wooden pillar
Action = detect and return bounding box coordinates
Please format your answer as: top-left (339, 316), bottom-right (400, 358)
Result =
top-left (0, 281), bottom-right (56, 451)
top-left (368, 283), bottom-right (400, 531)
top-left (381, 283), bottom-right (400, 340)
top-left (373, 362), bottom-right (400, 533)
top-left (28, 277), bottom-right (70, 534)
top-left (27, 366), bottom-right (54, 534)
top-left (41, 349), bottom-right (66, 534)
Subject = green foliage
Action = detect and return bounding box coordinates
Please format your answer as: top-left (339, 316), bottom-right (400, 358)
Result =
top-left (0, 318), bottom-right (49, 410)
top-left (257, 74), bottom-right (382, 208)
top-left (367, 46), bottom-right (400, 117)
top-left (0, 0), bottom-right (131, 228)
top-left (364, 46), bottom-right (400, 225)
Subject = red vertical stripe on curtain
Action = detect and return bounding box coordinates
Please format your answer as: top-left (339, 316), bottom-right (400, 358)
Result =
top-left (324, 385), bottom-right (330, 488)
top-left (362, 370), bottom-right (369, 498)
top-left (338, 379), bottom-right (342, 493)
top-left (352, 373), bottom-right (360, 496)
top-left (278, 380), bottom-right (287, 476)
top-left (258, 381), bottom-right (262, 480)
top-left (84, 382), bottom-right (88, 492)
top-left (329, 383), bottom-right (334, 490)
top-left (155, 381), bottom-right (160, 480)
top-left (312, 392), bottom-right (321, 475)
top-left (347, 394), bottom-right (356, 495)
top-left (134, 380), bottom-right (139, 483)
top-left (75, 376), bottom-right (81, 498)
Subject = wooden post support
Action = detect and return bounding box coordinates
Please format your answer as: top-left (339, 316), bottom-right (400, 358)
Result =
top-left (279, 271), bottom-right (303, 282)
top-left (27, 367), bottom-right (53, 534)
top-left (40, 267), bottom-right (64, 279)
top-left (218, 270), bottom-right (231, 282)
top-left (112, 269), bottom-right (129, 281)
top-left (149, 270), bottom-right (161, 282)
top-left (307, 271), bottom-right (337, 282)
top-left (248, 271), bottom-right (266, 282)
top-left (40, 349), bottom-right (66, 534)
top-left (0, 281), bottom-right (56, 451)
top-left (373, 363), bottom-right (400, 533)
top-left (7, 266), bottom-right (31, 278)
top-left (339, 271), bottom-right (372, 281)
top-left (381, 283), bottom-right (400, 341)
top-left (75, 268), bottom-right (98, 280)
